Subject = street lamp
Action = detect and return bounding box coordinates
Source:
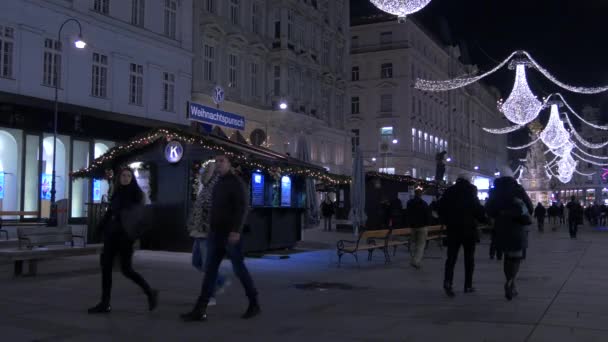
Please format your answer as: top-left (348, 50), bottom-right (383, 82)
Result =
top-left (279, 101), bottom-right (288, 110)
top-left (49, 18), bottom-right (86, 227)
top-left (446, 157), bottom-right (452, 162)
top-left (392, 139), bottom-right (398, 144)
top-left (474, 166), bottom-right (479, 170)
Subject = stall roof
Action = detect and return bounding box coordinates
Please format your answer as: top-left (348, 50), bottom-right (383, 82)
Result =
top-left (71, 128), bottom-right (350, 184)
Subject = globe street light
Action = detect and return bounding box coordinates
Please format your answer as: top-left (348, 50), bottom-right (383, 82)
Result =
top-left (49, 18), bottom-right (86, 227)
top-left (279, 101), bottom-right (288, 110)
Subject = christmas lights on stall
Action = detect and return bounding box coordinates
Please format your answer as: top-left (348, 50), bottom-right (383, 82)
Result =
top-left (369, 0), bottom-right (432, 23)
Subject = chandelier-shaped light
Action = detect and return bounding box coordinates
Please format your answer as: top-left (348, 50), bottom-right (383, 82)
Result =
top-left (540, 104), bottom-right (569, 149)
top-left (551, 140), bottom-right (574, 157)
top-left (369, 0), bottom-right (432, 22)
top-left (499, 64), bottom-right (544, 125)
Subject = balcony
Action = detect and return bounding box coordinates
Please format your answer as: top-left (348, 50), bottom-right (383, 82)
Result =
top-left (351, 40), bottom-right (411, 54)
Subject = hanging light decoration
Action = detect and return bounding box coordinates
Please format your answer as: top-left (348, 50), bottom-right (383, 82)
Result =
top-left (369, 0), bottom-right (432, 23)
top-left (482, 124), bottom-right (524, 135)
top-left (540, 104), bottom-right (570, 149)
top-left (498, 62), bottom-right (544, 125)
top-left (506, 137), bottom-right (541, 150)
top-left (550, 140), bottom-right (574, 157)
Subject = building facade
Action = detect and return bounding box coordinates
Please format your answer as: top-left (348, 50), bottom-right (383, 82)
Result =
top-left (348, 17), bottom-right (508, 188)
top-left (0, 0), bottom-right (193, 220)
top-left (192, 0), bottom-right (351, 174)
top-left (554, 106), bottom-right (608, 205)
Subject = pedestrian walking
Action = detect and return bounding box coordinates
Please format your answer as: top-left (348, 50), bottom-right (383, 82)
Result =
top-left (406, 189), bottom-right (431, 269)
top-left (558, 203), bottom-right (565, 226)
top-left (534, 203), bottom-right (546, 232)
top-left (88, 168), bottom-right (157, 314)
top-left (321, 197), bottom-right (335, 231)
top-left (186, 162), bottom-right (230, 307)
top-left (181, 154), bottom-right (260, 322)
top-left (485, 176), bottom-right (533, 301)
top-left (566, 196), bottom-right (583, 239)
top-left (439, 174), bottom-right (486, 297)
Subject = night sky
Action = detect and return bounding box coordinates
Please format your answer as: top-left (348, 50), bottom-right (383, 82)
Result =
top-left (351, 0), bottom-right (608, 118)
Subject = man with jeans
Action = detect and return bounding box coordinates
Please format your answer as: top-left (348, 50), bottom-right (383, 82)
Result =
top-left (181, 154), bottom-right (260, 322)
top-left (407, 189), bottom-right (431, 269)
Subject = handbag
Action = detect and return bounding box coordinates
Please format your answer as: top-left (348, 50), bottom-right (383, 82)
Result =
top-left (120, 204), bottom-right (150, 240)
top-left (513, 198), bottom-right (532, 225)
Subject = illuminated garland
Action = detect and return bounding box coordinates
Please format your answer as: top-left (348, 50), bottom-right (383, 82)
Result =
top-left (506, 137), bottom-right (541, 150)
top-left (563, 113), bottom-right (608, 149)
top-left (482, 124), bottom-right (523, 134)
top-left (365, 171), bottom-right (440, 190)
top-left (551, 93), bottom-right (608, 130)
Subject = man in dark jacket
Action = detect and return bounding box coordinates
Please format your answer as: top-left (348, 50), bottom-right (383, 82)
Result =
top-left (182, 154), bottom-right (260, 322)
top-left (566, 196), bottom-right (583, 239)
top-left (534, 203), bottom-right (547, 232)
top-left (407, 189), bottom-right (431, 269)
top-left (439, 175), bottom-right (485, 297)
top-left (320, 197), bottom-right (335, 231)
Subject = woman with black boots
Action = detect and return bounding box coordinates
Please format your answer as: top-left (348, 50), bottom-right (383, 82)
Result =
top-left (88, 168), bottom-right (158, 314)
top-left (486, 174), bottom-right (533, 301)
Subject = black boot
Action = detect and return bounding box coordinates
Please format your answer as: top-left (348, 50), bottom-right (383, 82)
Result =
top-left (180, 299), bottom-right (207, 322)
top-left (88, 302), bottom-right (111, 314)
top-left (241, 298), bottom-right (261, 319)
top-left (147, 289), bottom-right (159, 312)
top-left (443, 282), bottom-right (455, 298)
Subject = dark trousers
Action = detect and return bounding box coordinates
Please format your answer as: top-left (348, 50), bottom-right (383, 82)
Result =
top-left (444, 237), bottom-right (476, 288)
top-left (569, 220), bottom-right (578, 238)
top-left (101, 228), bottom-right (152, 304)
top-left (489, 230), bottom-right (503, 260)
top-left (323, 216), bottom-right (332, 231)
top-left (537, 218), bottom-right (545, 232)
top-left (196, 231), bottom-right (258, 307)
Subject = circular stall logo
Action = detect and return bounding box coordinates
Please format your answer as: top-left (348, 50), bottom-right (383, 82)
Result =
top-left (165, 141), bottom-right (184, 164)
top-left (212, 85), bottom-right (225, 105)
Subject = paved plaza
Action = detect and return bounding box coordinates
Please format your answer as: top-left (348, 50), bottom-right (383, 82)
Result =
top-left (1, 224), bottom-right (608, 341)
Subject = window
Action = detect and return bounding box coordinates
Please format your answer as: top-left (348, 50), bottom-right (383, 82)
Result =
top-left (162, 72), bottom-right (175, 112)
top-left (129, 63), bottom-right (143, 106)
top-left (230, 0), bottom-right (240, 25)
top-left (287, 10), bottom-right (294, 42)
top-left (205, 0), bottom-right (214, 13)
top-left (381, 63), bottom-right (393, 79)
top-left (336, 94), bottom-right (344, 128)
top-left (131, 0), bottom-right (145, 26)
top-left (252, 2), bottom-right (260, 34)
top-left (274, 9), bottom-right (281, 39)
top-left (250, 62), bottom-right (258, 98)
top-left (380, 31), bottom-right (392, 45)
top-left (0, 25), bottom-right (14, 79)
top-left (351, 129), bottom-right (360, 153)
top-left (379, 168), bottom-right (395, 175)
top-left (351, 35), bottom-right (359, 48)
top-left (164, 0), bottom-right (177, 38)
top-left (91, 52), bottom-right (108, 98)
top-left (273, 65), bottom-right (280, 96)
top-left (203, 44), bottom-right (214, 82)
top-left (351, 96), bottom-right (360, 114)
top-left (228, 54), bottom-right (238, 88)
top-left (412, 129), bottom-right (416, 152)
top-left (351, 66), bottom-right (359, 81)
top-left (381, 127), bottom-right (394, 136)
top-left (94, 0), bottom-right (110, 14)
top-left (380, 94), bottom-right (392, 112)
top-left (43, 38), bottom-right (62, 87)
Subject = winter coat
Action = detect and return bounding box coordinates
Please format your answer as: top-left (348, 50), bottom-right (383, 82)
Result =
top-left (187, 174), bottom-right (220, 238)
top-left (209, 172), bottom-right (249, 234)
top-left (321, 201), bottom-right (335, 217)
top-left (439, 179), bottom-right (486, 240)
top-left (485, 177), bottom-right (533, 253)
top-left (534, 205), bottom-right (546, 219)
top-left (406, 196), bottom-right (431, 228)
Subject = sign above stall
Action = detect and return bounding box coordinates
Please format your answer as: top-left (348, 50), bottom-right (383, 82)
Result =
top-left (165, 140), bottom-right (184, 164)
top-left (188, 101), bottom-right (246, 131)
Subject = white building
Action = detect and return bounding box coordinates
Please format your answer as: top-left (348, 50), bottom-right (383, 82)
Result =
top-left (349, 16), bottom-right (508, 187)
top-left (0, 0), bottom-right (192, 220)
top-left (554, 106), bottom-right (608, 205)
top-left (191, 0), bottom-right (351, 174)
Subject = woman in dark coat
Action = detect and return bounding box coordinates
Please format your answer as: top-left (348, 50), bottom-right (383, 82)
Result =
top-left (485, 176), bottom-right (533, 301)
top-left (88, 168), bottom-right (157, 314)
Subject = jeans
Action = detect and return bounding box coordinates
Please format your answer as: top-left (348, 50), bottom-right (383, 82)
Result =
top-left (197, 231), bottom-right (257, 306)
top-left (192, 238), bottom-right (227, 295)
top-left (410, 227), bottom-right (428, 266)
top-left (323, 216), bottom-right (332, 231)
top-left (569, 220), bottom-right (578, 238)
top-left (444, 237), bottom-right (476, 289)
top-left (101, 227), bottom-right (152, 304)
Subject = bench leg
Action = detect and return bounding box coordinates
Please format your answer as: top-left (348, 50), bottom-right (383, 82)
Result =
top-left (354, 253), bottom-right (360, 268)
top-left (337, 252), bottom-right (343, 268)
top-left (28, 260), bottom-right (38, 276)
top-left (383, 247), bottom-right (391, 263)
top-left (368, 249), bottom-right (373, 261)
top-left (14, 260), bottom-right (23, 277)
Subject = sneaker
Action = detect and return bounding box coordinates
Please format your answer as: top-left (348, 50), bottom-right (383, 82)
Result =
top-left (208, 297), bottom-right (217, 306)
top-left (443, 285), bottom-right (455, 298)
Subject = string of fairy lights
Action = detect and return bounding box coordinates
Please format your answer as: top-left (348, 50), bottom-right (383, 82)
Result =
top-left (415, 49), bottom-right (608, 184)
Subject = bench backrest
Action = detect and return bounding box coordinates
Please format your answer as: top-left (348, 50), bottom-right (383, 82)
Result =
top-left (426, 225), bottom-right (444, 233)
top-left (390, 228), bottom-right (412, 237)
top-left (18, 226), bottom-right (73, 248)
top-left (361, 229), bottom-right (390, 240)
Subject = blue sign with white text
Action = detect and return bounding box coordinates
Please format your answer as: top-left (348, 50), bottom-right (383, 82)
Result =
top-left (280, 176), bottom-right (292, 207)
top-left (93, 179), bottom-right (101, 201)
top-left (252, 172), bottom-right (265, 206)
top-left (188, 101), bottom-right (246, 130)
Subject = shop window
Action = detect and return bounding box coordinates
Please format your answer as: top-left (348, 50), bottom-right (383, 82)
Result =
top-left (0, 130), bottom-right (20, 217)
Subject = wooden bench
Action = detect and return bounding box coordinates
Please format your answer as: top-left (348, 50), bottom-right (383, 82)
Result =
top-left (386, 228), bottom-right (412, 256)
top-left (0, 226), bottom-right (99, 277)
top-left (336, 229), bottom-right (390, 267)
top-left (426, 225), bottom-right (446, 247)
top-left (1, 211), bottom-right (41, 240)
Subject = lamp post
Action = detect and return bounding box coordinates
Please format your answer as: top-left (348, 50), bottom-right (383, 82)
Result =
top-left (48, 18), bottom-right (86, 227)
